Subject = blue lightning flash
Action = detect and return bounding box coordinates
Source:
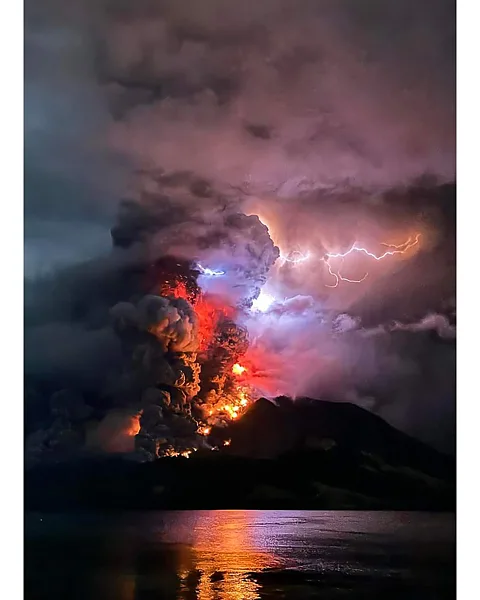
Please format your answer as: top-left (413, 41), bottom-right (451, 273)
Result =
top-left (197, 264), bottom-right (225, 277)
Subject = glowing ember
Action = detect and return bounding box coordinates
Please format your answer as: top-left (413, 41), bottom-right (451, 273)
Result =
top-left (197, 425), bottom-right (211, 436)
top-left (160, 280), bottom-right (193, 302)
top-left (251, 290), bottom-right (275, 312)
top-left (203, 386), bottom-right (252, 423)
top-left (223, 404), bottom-right (239, 419)
top-left (164, 448), bottom-right (193, 458)
top-left (232, 363), bottom-right (247, 375)
top-left (223, 439), bottom-right (231, 446)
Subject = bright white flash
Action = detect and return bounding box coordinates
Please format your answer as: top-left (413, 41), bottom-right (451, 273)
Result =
top-left (197, 264), bottom-right (225, 277)
top-left (251, 290), bottom-right (275, 312)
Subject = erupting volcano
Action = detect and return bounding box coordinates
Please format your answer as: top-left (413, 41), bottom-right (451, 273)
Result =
top-left (24, 0), bottom-right (456, 525)
top-left (104, 214), bottom-right (427, 461)
top-left (25, 185), bottom-right (436, 465)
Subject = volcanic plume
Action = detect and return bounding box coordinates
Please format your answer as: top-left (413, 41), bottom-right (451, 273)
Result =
top-left (25, 0), bottom-right (455, 460)
top-left (25, 180), bottom-right (283, 463)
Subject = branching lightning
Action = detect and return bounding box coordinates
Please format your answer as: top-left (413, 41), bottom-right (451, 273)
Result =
top-left (326, 233), bottom-right (421, 261)
top-left (324, 259), bottom-right (369, 288)
top-left (324, 233), bottom-right (421, 288)
top-left (279, 250), bottom-right (311, 265)
top-left (275, 234), bottom-right (420, 288)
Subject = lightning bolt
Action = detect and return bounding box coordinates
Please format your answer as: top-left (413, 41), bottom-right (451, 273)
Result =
top-left (326, 234), bottom-right (421, 261)
top-left (197, 264), bottom-right (225, 277)
top-left (324, 259), bottom-right (369, 288)
top-left (323, 233), bottom-right (420, 288)
top-left (279, 250), bottom-right (311, 264)
top-left (275, 235), bottom-right (420, 288)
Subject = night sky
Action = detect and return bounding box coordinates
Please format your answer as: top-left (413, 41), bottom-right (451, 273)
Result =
top-left (25, 0), bottom-right (456, 455)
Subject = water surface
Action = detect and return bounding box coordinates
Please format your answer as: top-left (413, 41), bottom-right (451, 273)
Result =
top-left (25, 511), bottom-right (455, 599)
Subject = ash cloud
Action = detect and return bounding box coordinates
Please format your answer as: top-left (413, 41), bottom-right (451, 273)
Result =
top-left (102, 0), bottom-right (454, 193)
top-left (242, 300), bottom-right (455, 452)
top-left (25, 0), bottom-right (455, 276)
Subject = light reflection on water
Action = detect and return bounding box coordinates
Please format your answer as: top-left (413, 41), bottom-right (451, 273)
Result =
top-left (163, 511), bottom-right (278, 599)
top-left (25, 511), bottom-right (455, 600)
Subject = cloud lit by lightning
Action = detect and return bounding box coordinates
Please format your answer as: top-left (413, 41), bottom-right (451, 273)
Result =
top-left (322, 233), bottom-right (421, 288)
top-left (251, 290), bottom-right (275, 312)
top-left (274, 234), bottom-right (421, 289)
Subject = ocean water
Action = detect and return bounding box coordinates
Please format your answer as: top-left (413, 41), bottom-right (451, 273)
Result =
top-left (25, 510), bottom-right (455, 599)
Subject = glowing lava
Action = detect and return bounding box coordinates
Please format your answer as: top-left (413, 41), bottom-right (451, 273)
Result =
top-left (203, 386), bottom-right (252, 424)
top-left (164, 448), bottom-right (195, 458)
top-left (232, 363), bottom-right (247, 375)
top-left (197, 425), bottom-right (211, 436)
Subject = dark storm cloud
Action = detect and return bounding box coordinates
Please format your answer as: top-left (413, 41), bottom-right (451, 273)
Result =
top-left (101, 0), bottom-right (454, 193)
top-left (24, 0), bottom-right (124, 275)
top-left (24, 323), bottom-right (122, 389)
top-left (25, 0), bottom-right (455, 275)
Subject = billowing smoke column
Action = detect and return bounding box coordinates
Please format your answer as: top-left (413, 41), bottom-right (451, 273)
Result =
top-left (77, 178), bottom-right (279, 461)
top-left (24, 165), bottom-right (284, 464)
top-left (108, 196), bottom-right (281, 457)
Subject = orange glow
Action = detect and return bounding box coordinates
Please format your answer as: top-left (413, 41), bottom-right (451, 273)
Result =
top-left (126, 414), bottom-right (141, 437)
top-left (232, 363), bottom-right (247, 376)
top-left (203, 386), bottom-right (253, 424)
top-left (224, 439), bottom-right (231, 446)
top-left (173, 511), bottom-right (274, 599)
top-left (160, 280), bottom-right (192, 302)
top-left (159, 281), bottom-right (253, 427)
top-left (164, 449), bottom-right (193, 458)
top-left (194, 294), bottom-right (235, 351)
top-left (161, 280), bottom-right (235, 351)
top-left (223, 404), bottom-right (239, 419)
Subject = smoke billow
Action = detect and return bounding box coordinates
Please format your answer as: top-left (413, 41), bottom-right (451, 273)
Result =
top-left (25, 174), bottom-right (280, 463)
top-left (25, 0), bottom-right (455, 457)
